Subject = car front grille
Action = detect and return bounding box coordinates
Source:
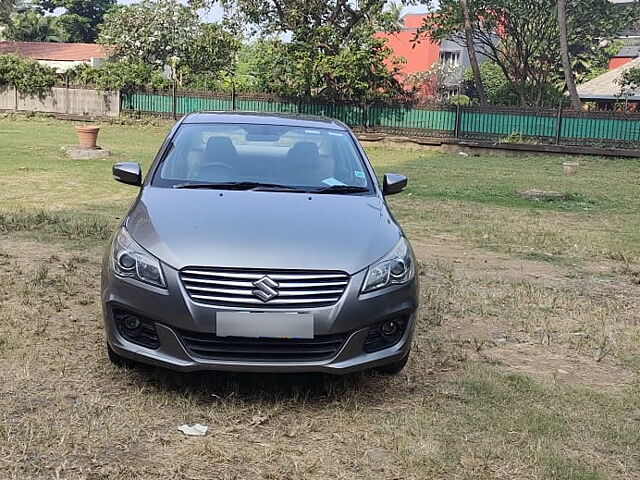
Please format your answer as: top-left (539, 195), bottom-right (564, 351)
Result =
top-left (179, 267), bottom-right (350, 309)
top-left (177, 329), bottom-right (348, 361)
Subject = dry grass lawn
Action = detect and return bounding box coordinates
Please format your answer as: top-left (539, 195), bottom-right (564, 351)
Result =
top-left (0, 115), bottom-right (638, 479)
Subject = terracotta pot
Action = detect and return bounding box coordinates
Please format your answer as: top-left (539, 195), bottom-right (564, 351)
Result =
top-left (75, 125), bottom-right (100, 149)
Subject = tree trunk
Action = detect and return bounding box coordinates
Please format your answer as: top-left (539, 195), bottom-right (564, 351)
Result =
top-left (460, 0), bottom-right (487, 105)
top-left (558, 0), bottom-right (582, 110)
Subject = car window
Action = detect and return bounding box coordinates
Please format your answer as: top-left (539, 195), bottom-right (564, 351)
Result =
top-left (153, 123), bottom-right (372, 191)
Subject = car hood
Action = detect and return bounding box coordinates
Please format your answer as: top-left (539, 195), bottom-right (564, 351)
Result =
top-left (125, 187), bottom-right (401, 274)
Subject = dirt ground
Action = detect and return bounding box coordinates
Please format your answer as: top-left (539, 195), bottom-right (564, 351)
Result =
top-left (412, 236), bottom-right (638, 390)
top-left (1, 230), bottom-right (637, 479)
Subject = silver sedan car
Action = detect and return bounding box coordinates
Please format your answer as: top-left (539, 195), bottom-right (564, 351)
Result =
top-left (102, 112), bottom-right (419, 374)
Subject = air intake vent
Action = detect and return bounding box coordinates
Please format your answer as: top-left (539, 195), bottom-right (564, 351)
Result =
top-left (177, 329), bottom-right (347, 361)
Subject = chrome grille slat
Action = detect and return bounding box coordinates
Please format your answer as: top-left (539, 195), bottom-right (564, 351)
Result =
top-left (180, 267), bottom-right (350, 309)
top-left (190, 295), bottom-right (340, 305)
top-left (186, 285), bottom-right (345, 297)
top-left (181, 276), bottom-right (348, 289)
top-left (182, 270), bottom-right (346, 281)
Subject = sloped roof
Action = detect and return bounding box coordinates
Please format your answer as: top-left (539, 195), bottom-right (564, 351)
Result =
top-left (577, 57), bottom-right (640, 100)
top-left (0, 41), bottom-right (108, 61)
top-left (614, 45), bottom-right (640, 58)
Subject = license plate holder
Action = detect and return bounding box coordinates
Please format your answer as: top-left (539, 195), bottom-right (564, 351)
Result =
top-left (216, 312), bottom-right (314, 339)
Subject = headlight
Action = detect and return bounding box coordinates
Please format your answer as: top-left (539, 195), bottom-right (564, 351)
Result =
top-left (361, 237), bottom-right (414, 293)
top-left (111, 228), bottom-right (166, 288)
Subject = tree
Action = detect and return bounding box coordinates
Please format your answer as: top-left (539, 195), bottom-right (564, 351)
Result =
top-left (99, 0), bottom-right (237, 79)
top-left (0, 0), bottom-right (15, 22)
top-left (462, 62), bottom-right (517, 105)
top-left (459, 0), bottom-right (486, 105)
top-left (617, 67), bottom-right (640, 98)
top-left (34, 0), bottom-right (115, 42)
top-left (0, 54), bottom-right (56, 96)
top-left (418, 0), bottom-right (637, 107)
top-left (217, 0), bottom-right (405, 101)
top-left (558, 0), bottom-right (582, 110)
top-left (4, 10), bottom-right (63, 42)
top-left (406, 62), bottom-right (461, 103)
top-left (181, 22), bottom-right (240, 76)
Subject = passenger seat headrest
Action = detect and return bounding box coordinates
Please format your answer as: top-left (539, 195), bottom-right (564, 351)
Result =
top-left (286, 142), bottom-right (320, 170)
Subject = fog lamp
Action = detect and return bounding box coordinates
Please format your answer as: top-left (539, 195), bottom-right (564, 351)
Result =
top-left (122, 314), bottom-right (141, 333)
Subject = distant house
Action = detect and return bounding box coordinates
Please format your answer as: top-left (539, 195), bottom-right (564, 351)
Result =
top-left (577, 57), bottom-right (640, 108)
top-left (376, 14), bottom-right (488, 99)
top-left (0, 41), bottom-right (109, 72)
top-left (609, 45), bottom-right (639, 70)
top-left (605, 0), bottom-right (640, 69)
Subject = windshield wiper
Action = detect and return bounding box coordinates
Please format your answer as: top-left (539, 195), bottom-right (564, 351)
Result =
top-left (308, 185), bottom-right (370, 194)
top-left (173, 181), bottom-right (302, 192)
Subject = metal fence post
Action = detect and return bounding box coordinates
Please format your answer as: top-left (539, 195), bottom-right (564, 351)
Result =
top-left (362, 103), bottom-right (368, 130)
top-left (454, 104), bottom-right (461, 138)
top-left (172, 81), bottom-right (177, 120)
top-left (231, 82), bottom-right (236, 111)
top-left (555, 103), bottom-right (563, 145)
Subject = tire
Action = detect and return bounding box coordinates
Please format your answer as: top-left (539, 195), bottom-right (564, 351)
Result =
top-left (107, 342), bottom-right (134, 368)
top-left (376, 352), bottom-right (410, 375)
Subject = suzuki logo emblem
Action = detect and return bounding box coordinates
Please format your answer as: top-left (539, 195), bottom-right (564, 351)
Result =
top-left (252, 276), bottom-right (280, 302)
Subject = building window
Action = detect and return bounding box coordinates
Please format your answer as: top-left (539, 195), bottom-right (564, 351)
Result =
top-left (439, 51), bottom-right (460, 67)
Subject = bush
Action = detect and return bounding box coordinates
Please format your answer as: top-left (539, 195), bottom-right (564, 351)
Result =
top-left (0, 54), bottom-right (56, 96)
top-left (67, 61), bottom-right (171, 92)
top-left (463, 62), bottom-right (517, 105)
top-left (449, 94), bottom-right (471, 106)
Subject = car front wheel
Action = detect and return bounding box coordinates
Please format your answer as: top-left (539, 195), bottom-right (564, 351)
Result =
top-left (375, 351), bottom-right (410, 375)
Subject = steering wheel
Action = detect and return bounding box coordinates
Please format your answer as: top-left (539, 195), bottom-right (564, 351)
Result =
top-left (193, 162), bottom-right (239, 182)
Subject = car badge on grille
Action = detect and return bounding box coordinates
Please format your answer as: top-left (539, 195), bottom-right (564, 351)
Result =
top-left (252, 276), bottom-right (280, 302)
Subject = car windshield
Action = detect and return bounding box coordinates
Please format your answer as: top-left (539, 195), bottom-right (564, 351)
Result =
top-left (152, 123), bottom-right (373, 193)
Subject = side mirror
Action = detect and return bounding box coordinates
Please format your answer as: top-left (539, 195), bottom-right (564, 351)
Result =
top-left (113, 162), bottom-right (142, 186)
top-left (382, 173), bottom-right (408, 196)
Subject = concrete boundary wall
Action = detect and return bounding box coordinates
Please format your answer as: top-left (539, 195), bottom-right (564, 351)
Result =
top-left (0, 87), bottom-right (119, 117)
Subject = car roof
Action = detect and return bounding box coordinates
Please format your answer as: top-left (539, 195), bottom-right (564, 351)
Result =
top-left (181, 111), bottom-right (349, 131)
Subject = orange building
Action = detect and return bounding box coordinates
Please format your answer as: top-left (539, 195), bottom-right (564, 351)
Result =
top-left (377, 14), bottom-right (488, 101)
top-left (376, 14), bottom-right (442, 76)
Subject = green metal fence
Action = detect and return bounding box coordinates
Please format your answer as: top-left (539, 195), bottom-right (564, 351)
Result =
top-left (121, 91), bottom-right (640, 149)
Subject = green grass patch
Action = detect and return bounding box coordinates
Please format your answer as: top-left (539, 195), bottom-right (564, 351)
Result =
top-left (387, 363), bottom-right (640, 479)
top-left (0, 211), bottom-right (114, 240)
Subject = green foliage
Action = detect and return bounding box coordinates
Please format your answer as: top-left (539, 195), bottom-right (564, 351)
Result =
top-left (234, 39), bottom-right (290, 94)
top-left (99, 0), bottom-right (198, 66)
top-left (0, 0), bottom-right (15, 22)
top-left (34, 0), bottom-right (115, 42)
top-left (0, 54), bottom-right (56, 96)
top-left (617, 67), bottom-right (640, 97)
top-left (180, 22), bottom-right (240, 76)
top-left (99, 0), bottom-right (238, 84)
top-left (449, 94), bottom-right (471, 106)
top-left (463, 63), bottom-right (517, 105)
top-left (67, 61), bottom-right (171, 93)
top-left (219, 0), bottom-right (404, 101)
top-left (420, 0), bottom-right (638, 107)
top-left (4, 10), bottom-right (63, 42)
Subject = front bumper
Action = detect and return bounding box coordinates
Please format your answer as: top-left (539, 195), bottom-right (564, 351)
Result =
top-left (101, 262), bottom-right (419, 374)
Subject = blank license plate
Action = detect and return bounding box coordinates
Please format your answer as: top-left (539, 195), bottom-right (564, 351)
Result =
top-left (216, 312), bottom-right (314, 339)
